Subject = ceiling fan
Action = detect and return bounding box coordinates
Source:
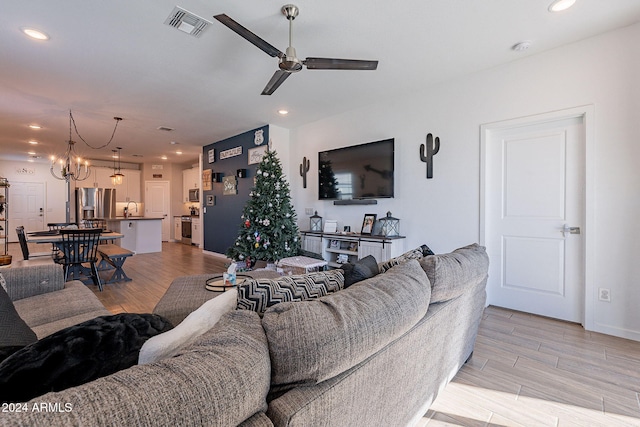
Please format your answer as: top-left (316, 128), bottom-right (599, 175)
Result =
top-left (214, 4), bottom-right (378, 95)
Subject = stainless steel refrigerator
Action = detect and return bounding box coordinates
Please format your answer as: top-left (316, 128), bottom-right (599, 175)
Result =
top-left (75, 188), bottom-right (116, 221)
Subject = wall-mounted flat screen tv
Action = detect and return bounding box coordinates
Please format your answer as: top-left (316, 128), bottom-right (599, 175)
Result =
top-left (318, 138), bottom-right (394, 200)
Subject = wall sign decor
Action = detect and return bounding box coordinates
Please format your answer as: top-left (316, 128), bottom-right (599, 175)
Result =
top-left (206, 195), bottom-right (215, 206)
top-left (15, 167), bottom-right (35, 174)
top-left (220, 146), bottom-right (243, 160)
top-left (202, 169), bottom-right (212, 191)
top-left (152, 164), bottom-right (163, 170)
top-left (254, 129), bottom-right (264, 145)
top-left (223, 176), bottom-right (238, 195)
top-left (299, 156), bottom-right (310, 188)
top-left (419, 133), bottom-right (440, 179)
top-left (208, 149), bottom-right (215, 163)
top-left (236, 169), bottom-right (247, 178)
top-left (248, 145), bottom-right (267, 165)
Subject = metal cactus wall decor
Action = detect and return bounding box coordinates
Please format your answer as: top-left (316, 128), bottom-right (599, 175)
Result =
top-left (419, 133), bottom-right (440, 179)
top-left (299, 156), bottom-right (310, 188)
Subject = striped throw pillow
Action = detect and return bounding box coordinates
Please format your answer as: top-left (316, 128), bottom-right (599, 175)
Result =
top-left (237, 270), bottom-right (344, 316)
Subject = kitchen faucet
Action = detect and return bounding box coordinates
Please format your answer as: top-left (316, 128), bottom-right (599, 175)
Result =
top-left (125, 201), bottom-right (138, 217)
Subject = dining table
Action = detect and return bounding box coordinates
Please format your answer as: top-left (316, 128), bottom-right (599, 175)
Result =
top-left (26, 229), bottom-right (126, 285)
top-left (26, 230), bottom-right (124, 244)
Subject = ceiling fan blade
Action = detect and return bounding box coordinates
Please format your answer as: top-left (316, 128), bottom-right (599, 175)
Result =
top-left (261, 70), bottom-right (292, 95)
top-left (214, 14), bottom-right (284, 58)
top-left (303, 58), bottom-right (378, 70)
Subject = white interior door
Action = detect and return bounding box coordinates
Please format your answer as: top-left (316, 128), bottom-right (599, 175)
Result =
top-left (145, 181), bottom-right (170, 242)
top-left (9, 181), bottom-right (45, 241)
top-left (482, 114), bottom-right (585, 323)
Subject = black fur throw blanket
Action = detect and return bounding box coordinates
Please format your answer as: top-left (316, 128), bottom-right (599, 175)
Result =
top-left (0, 313), bottom-right (173, 403)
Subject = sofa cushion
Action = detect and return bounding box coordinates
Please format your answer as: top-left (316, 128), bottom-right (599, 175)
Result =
top-left (378, 244), bottom-right (435, 273)
top-left (419, 243), bottom-right (489, 303)
top-left (13, 280), bottom-right (110, 338)
top-left (0, 284), bottom-right (37, 363)
top-left (340, 255), bottom-right (379, 288)
top-left (139, 288), bottom-right (238, 364)
top-left (0, 313), bottom-right (173, 403)
top-left (2, 310), bottom-right (271, 426)
top-left (262, 260), bottom-right (431, 389)
top-left (237, 270), bottom-right (344, 316)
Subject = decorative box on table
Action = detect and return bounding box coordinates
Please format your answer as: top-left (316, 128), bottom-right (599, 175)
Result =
top-left (277, 256), bottom-right (328, 276)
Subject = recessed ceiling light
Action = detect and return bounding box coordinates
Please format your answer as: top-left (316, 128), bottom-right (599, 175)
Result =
top-left (278, 109), bottom-right (289, 115)
top-left (21, 27), bottom-right (50, 40)
top-left (29, 124), bottom-right (41, 129)
top-left (176, 151), bottom-right (183, 155)
top-left (27, 151), bottom-right (36, 155)
top-left (548, 0), bottom-right (576, 12)
top-left (28, 140), bottom-right (38, 145)
top-left (161, 155), bottom-right (168, 160)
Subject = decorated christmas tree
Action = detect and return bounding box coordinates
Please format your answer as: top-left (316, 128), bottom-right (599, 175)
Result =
top-left (226, 149), bottom-right (300, 265)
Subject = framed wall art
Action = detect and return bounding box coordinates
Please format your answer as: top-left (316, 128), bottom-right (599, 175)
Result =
top-left (360, 214), bottom-right (376, 235)
top-left (202, 169), bottom-right (212, 191)
top-left (248, 145), bottom-right (268, 165)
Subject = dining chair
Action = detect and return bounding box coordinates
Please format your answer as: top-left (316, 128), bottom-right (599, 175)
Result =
top-left (16, 226), bottom-right (53, 260)
top-left (54, 228), bottom-right (104, 291)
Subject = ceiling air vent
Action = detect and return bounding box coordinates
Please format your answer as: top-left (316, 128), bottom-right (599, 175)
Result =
top-left (164, 6), bottom-right (211, 38)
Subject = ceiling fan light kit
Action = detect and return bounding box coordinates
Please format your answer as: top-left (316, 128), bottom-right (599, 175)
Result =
top-left (214, 4), bottom-right (378, 95)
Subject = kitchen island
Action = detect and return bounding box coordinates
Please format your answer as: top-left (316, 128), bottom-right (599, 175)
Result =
top-left (106, 217), bottom-right (163, 254)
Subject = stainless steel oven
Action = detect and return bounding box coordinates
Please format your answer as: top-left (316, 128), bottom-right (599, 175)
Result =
top-left (181, 216), bottom-right (192, 245)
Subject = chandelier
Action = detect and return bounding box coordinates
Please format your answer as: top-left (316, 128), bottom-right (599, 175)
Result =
top-left (110, 147), bottom-right (125, 185)
top-left (50, 110), bottom-right (123, 182)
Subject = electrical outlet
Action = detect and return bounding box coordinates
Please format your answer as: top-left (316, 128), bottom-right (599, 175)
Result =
top-left (598, 288), bottom-right (611, 302)
top-left (305, 208), bottom-right (313, 215)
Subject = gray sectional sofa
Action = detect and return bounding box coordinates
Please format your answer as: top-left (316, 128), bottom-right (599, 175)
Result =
top-left (2, 263), bottom-right (110, 339)
top-left (1, 244), bottom-right (489, 427)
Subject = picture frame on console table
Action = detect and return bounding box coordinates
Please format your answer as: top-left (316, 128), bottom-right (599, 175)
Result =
top-left (361, 214), bottom-right (376, 235)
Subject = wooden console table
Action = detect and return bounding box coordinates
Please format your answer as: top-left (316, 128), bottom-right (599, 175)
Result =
top-left (299, 231), bottom-right (405, 268)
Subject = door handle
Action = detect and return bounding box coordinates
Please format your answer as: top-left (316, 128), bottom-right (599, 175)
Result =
top-left (562, 224), bottom-right (581, 237)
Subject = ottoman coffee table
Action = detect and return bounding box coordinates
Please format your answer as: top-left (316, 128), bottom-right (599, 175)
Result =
top-left (153, 270), bottom-right (280, 326)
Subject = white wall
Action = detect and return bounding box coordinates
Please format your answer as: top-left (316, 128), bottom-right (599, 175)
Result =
top-left (0, 160), bottom-right (69, 229)
top-left (287, 23), bottom-right (640, 340)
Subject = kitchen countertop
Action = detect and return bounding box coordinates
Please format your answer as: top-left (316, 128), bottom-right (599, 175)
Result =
top-left (109, 217), bottom-right (164, 221)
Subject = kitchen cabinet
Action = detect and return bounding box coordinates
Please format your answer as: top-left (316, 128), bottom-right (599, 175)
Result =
top-left (192, 217), bottom-right (201, 247)
top-left (182, 168), bottom-right (200, 202)
top-left (174, 217), bottom-right (182, 242)
top-left (83, 166), bottom-right (114, 189)
top-left (116, 169), bottom-right (141, 203)
top-left (106, 217), bottom-right (162, 253)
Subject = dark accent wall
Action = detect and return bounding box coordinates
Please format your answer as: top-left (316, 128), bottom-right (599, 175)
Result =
top-left (202, 125), bottom-right (269, 255)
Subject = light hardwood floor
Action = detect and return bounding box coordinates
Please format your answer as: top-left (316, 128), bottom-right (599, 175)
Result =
top-left (7, 242), bottom-right (640, 426)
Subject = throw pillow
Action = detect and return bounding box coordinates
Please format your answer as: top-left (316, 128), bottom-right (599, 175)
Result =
top-left (139, 288), bottom-right (238, 364)
top-left (341, 255), bottom-right (379, 288)
top-left (0, 272), bottom-right (6, 292)
top-left (237, 270), bottom-right (344, 316)
top-left (378, 244), bottom-right (435, 273)
top-left (419, 243), bottom-right (489, 303)
top-left (0, 283), bottom-right (37, 363)
top-left (0, 313), bottom-right (173, 403)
